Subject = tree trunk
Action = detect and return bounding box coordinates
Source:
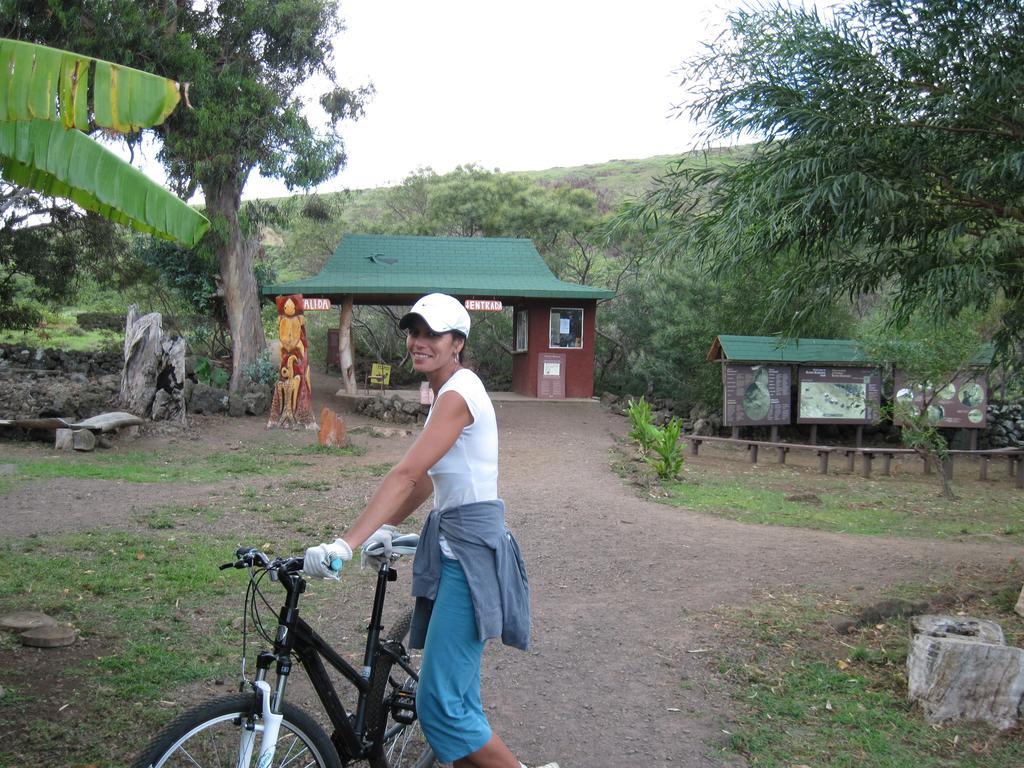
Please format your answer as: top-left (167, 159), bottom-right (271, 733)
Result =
top-left (205, 179), bottom-right (267, 393)
top-left (339, 296), bottom-right (356, 395)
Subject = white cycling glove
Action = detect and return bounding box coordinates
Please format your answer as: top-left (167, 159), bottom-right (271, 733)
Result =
top-left (360, 524), bottom-right (400, 568)
top-left (303, 538), bottom-right (353, 580)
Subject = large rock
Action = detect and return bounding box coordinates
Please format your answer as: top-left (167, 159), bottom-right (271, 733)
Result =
top-left (318, 407), bottom-right (348, 447)
top-left (907, 614), bottom-right (1024, 730)
top-left (189, 383), bottom-right (229, 415)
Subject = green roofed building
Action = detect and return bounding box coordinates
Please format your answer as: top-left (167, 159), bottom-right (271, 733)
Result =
top-left (707, 335), bottom-right (869, 364)
top-left (263, 234), bottom-right (614, 399)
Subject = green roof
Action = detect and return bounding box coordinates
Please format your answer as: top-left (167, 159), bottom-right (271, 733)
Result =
top-left (708, 335), bottom-right (868, 363)
top-left (708, 335), bottom-right (995, 366)
top-left (263, 234), bottom-right (614, 302)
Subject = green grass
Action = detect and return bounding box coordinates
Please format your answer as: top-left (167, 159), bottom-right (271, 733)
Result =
top-left (0, 444), bottom-right (313, 484)
top-left (656, 466), bottom-right (1024, 543)
top-left (0, 313), bottom-right (121, 352)
top-left (0, 528), bottom-right (382, 766)
top-left (714, 587), bottom-right (1024, 767)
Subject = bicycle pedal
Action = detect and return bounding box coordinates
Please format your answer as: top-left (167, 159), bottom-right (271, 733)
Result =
top-left (390, 681), bottom-right (417, 725)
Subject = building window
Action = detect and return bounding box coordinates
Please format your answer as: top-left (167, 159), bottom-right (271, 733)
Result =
top-left (514, 309), bottom-right (529, 352)
top-left (549, 307), bottom-right (583, 349)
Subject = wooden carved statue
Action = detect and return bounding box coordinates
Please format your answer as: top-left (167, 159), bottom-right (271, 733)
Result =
top-left (268, 295), bottom-right (317, 430)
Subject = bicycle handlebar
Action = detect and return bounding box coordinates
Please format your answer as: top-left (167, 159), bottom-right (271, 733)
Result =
top-left (219, 547), bottom-right (304, 573)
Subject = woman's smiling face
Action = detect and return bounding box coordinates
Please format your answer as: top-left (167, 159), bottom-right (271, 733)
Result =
top-left (405, 316), bottom-right (463, 375)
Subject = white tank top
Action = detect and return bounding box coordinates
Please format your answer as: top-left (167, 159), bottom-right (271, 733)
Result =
top-left (425, 369), bottom-right (499, 557)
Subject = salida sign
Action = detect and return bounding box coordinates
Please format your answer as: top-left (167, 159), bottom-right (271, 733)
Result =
top-left (303, 298), bottom-right (332, 311)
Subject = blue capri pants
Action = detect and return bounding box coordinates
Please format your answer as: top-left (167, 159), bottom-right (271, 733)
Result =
top-left (416, 556), bottom-right (492, 763)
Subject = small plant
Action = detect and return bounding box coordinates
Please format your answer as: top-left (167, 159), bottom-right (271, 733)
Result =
top-left (648, 416), bottom-right (684, 480)
top-left (627, 397), bottom-right (658, 453)
top-left (242, 349), bottom-right (278, 386)
top-left (194, 356), bottom-right (230, 388)
top-left (627, 397), bottom-right (684, 479)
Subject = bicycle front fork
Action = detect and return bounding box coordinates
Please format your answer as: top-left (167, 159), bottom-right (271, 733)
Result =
top-left (240, 651), bottom-right (289, 766)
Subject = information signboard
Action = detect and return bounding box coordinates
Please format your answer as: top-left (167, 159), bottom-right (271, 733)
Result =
top-left (722, 364), bottom-right (791, 426)
top-left (892, 371), bottom-right (988, 428)
top-left (797, 366), bottom-right (882, 424)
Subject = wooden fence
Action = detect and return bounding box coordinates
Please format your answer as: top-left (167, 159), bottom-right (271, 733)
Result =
top-left (685, 435), bottom-right (1024, 489)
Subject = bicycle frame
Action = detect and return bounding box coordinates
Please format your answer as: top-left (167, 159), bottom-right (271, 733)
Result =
top-left (246, 557), bottom-right (420, 765)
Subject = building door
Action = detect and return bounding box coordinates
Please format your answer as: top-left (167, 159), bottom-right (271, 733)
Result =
top-left (537, 353), bottom-right (566, 399)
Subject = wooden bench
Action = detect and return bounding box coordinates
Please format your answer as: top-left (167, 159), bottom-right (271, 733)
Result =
top-left (685, 435), bottom-right (1023, 488)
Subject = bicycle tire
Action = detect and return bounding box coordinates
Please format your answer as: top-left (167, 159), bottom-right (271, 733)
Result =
top-left (364, 606), bottom-right (437, 768)
top-left (132, 692), bottom-right (340, 768)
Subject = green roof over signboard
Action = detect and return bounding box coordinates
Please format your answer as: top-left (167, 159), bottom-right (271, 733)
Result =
top-left (708, 335), bottom-right (995, 366)
top-left (263, 234), bottom-right (614, 303)
top-left (708, 335), bottom-right (868, 364)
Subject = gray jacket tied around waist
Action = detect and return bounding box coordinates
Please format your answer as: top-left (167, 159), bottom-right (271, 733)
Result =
top-left (410, 500), bottom-right (531, 651)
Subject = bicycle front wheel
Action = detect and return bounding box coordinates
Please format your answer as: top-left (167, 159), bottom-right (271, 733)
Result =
top-left (132, 693), bottom-right (340, 768)
top-left (365, 608), bottom-right (437, 768)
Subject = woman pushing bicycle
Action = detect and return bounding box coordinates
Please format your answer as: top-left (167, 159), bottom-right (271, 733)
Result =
top-left (303, 293), bottom-right (558, 768)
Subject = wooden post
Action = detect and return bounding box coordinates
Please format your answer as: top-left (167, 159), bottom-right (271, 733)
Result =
top-left (777, 446), bottom-right (787, 464)
top-left (1010, 456), bottom-right (1017, 480)
top-left (818, 450), bottom-right (830, 474)
top-left (969, 430), bottom-right (979, 451)
top-left (731, 426), bottom-right (740, 439)
top-left (881, 452), bottom-right (893, 476)
top-left (338, 296), bottom-right (356, 395)
top-left (923, 456), bottom-right (932, 474)
top-left (1016, 456), bottom-right (1024, 490)
top-left (810, 424), bottom-right (818, 445)
top-left (689, 438), bottom-right (700, 456)
top-left (770, 425), bottom-right (779, 443)
top-left (979, 456), bottom-right (989, 481)
top-left (748, 443), bottom-right (759, 463)
top-left (942, 457), bottom-right (953, 481)
top-left (862, 452), bottom-right (873, 478)
top-left (845, 450), bottom-right (856, 473)
top-left (856, 425), bottom-right (864, 448)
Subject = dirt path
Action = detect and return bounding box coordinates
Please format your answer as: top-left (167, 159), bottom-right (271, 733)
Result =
top-left (484, 401), bottom-right (1020, 767)
top-left (2, 398), bottom-right (1021, 767)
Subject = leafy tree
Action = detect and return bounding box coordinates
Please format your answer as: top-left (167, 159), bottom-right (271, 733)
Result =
top-left (0, 181), bottom-right (131, 329)
top-left (624, 0), bottom-right (1024, 360)
top-left (3, 1), bottom-right (372, 390)
top-left (859, 308), bottom-right (994, 499)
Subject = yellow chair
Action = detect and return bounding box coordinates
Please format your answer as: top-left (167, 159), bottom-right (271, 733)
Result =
top-left (366, 362), bottom-right (391, 393)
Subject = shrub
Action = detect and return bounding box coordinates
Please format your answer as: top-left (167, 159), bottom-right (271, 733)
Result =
top-left (243, 349), bottom-right (278, 386)
top-left (76, 311), bottom-right (125, 331)
top-left (627, 397), bottom-right (658, 452)
top-left (194, 356), bottom-right (230, 388)
top-left (627, 397), bottom-right (684, 479)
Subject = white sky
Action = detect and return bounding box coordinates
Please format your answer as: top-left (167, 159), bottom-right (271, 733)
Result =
top-left (245, 0), bottom-right (734, 197)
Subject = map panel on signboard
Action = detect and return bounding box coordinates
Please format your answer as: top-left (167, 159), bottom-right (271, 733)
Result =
top-left (797, 366), bottom-right (882, 424)
top-left (722, 364), bottom-right (792, 426)
top-left (892, 370), bottom-right (988, 428)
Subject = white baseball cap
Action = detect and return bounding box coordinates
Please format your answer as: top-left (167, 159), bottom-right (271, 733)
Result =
top-left (399, 293), bottom-right (471, 337)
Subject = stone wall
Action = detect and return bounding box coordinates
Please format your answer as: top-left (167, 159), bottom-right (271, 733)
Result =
top-left (354, 393), bottom-right (429, 425)
top-left (0, 345), bottom-right (121, 421)
top-left (0, 345), bottom-right (270, 421)
top-left (982, 400), bottom-right (1024, 449)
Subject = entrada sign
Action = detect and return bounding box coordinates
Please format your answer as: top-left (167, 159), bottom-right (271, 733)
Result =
top-left (464, 299), bottom-right (503, 312)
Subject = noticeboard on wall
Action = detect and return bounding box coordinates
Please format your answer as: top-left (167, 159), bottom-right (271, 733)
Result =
top-left (722, 364), bottom-right (792, 426)
top-left (797, 366), bottom-right (882, 424)
top-left (892, 370), bottom-right (988, 428)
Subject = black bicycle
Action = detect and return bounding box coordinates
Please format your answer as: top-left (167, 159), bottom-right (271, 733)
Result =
top-left (132, 534), bottom-right (437, 768)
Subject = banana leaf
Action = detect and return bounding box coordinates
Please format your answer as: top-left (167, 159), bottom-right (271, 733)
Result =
top-left (0, 38), bottom-right (207, 245)
top-left (0, 38), bottom-right (180, 131)
top-left (0, 120), bottom-right (209, 246)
